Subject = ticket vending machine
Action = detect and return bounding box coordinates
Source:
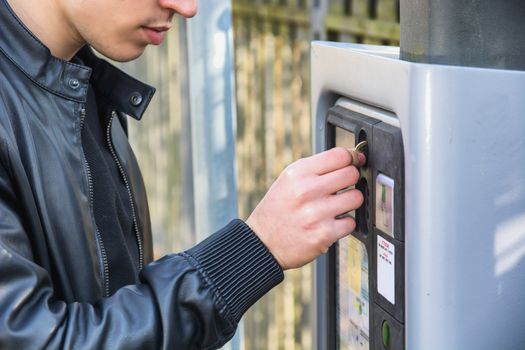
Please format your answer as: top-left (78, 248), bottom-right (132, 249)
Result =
top-left (312, 42), bottom-right (525, 350)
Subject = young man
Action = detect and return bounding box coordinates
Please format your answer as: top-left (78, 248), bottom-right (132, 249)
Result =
top-left (0, 0), bottom-right (365, 348)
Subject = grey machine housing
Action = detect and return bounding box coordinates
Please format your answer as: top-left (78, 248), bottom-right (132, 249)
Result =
top-left (312, 41), bottom-right (525, 350)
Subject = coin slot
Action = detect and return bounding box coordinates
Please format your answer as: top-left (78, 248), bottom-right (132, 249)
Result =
top-left (358, 129), bottom-right (367, 143)
top-left (355, 177), bottom-right (369, 235)
top-left (357, 129), bottom-right (369, 166)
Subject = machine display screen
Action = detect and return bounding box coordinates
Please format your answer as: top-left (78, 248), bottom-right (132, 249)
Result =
top-left (335, 127), bottom-right (370, 350)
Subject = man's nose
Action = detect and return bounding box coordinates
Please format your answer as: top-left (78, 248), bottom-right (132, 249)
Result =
top-left (159, 0), bottom-right (198, 18)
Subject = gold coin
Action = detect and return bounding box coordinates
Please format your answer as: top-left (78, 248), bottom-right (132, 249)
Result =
top-left (354, 140), bottom-right (368, 153)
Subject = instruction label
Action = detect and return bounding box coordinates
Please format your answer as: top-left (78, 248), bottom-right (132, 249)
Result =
top-left (338, 235), bottom-right (369, 350)
top-left (377, 236), bottom-right (395, 305)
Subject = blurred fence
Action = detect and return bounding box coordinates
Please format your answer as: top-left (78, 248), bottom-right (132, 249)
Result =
top-left (232, 1), bottom-right (399, 349)
top-left (233, 2), bottom-right (312, 350)
top-left (233, 2), bottom-right (312, 349)
top-left (324, 0), bottom-right (400, 43)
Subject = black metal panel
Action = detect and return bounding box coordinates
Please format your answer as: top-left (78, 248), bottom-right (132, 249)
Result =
top-left (318, 104), bottom-right (406, 349)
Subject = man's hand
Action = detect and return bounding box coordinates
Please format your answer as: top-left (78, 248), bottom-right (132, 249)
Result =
top-left (246, 147), bottom-right (366, 270)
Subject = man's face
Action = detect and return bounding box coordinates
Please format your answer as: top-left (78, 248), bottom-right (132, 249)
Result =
top-left (62, 0), bottom-right (197, 62)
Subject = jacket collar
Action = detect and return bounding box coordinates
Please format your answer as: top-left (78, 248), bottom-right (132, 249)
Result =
top-left (0, 0), bottom-right (155, 120)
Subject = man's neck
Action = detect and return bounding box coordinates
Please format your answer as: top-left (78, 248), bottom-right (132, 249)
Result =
top-left (6, 0), bottom-right (85, 60)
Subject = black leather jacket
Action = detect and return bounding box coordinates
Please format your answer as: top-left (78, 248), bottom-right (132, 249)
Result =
top-left (0, 1), bottom-right (283, 349)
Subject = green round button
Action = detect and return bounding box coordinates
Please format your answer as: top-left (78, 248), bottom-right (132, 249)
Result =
top-left (381, 320), bottom-right (391, 349)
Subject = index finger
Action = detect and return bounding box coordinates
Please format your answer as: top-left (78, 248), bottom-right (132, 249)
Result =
top-left (304, 147), bottom-right (366, 175)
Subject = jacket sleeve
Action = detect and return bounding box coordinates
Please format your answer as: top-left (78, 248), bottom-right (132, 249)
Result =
top-left (0, 158), bottom-right (284, 349)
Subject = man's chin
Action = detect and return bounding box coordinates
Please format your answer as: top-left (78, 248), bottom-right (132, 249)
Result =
top-left (96, 45), bottom-right (147, 63)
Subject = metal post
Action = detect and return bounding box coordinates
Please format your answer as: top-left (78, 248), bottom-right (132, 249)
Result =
top-left (400, 0), bottom-right (525, 70)
top-left (177, 19), bottom-right (196, 250)
top-left (311, 0), bottom-right (328, 40)
top-left (180, 1), bottom-right (243, 349)
top-left (183, 1), bottom-right (239, 241)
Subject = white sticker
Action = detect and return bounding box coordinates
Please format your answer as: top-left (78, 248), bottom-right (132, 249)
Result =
top-left (377, 236), bottom-right (395, 305)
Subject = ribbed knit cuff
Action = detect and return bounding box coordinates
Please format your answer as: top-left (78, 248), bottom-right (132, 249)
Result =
top-left (184, 219), bottom-right (284, 322)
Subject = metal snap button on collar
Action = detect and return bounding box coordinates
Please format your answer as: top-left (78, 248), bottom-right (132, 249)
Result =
top-left (130, 92), bottom-right (143, 106)
top-left (68, 78), bottom-right (80, 89)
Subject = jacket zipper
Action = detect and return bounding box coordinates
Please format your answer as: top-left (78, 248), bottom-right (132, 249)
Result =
top-left (80, 106), bottom-right (110, 297)
top-left (106, 111), bottom-right (144, 270)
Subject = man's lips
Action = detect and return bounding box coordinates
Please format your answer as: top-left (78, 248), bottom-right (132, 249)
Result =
top-left (142, 26), bottom-right (171, 45)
